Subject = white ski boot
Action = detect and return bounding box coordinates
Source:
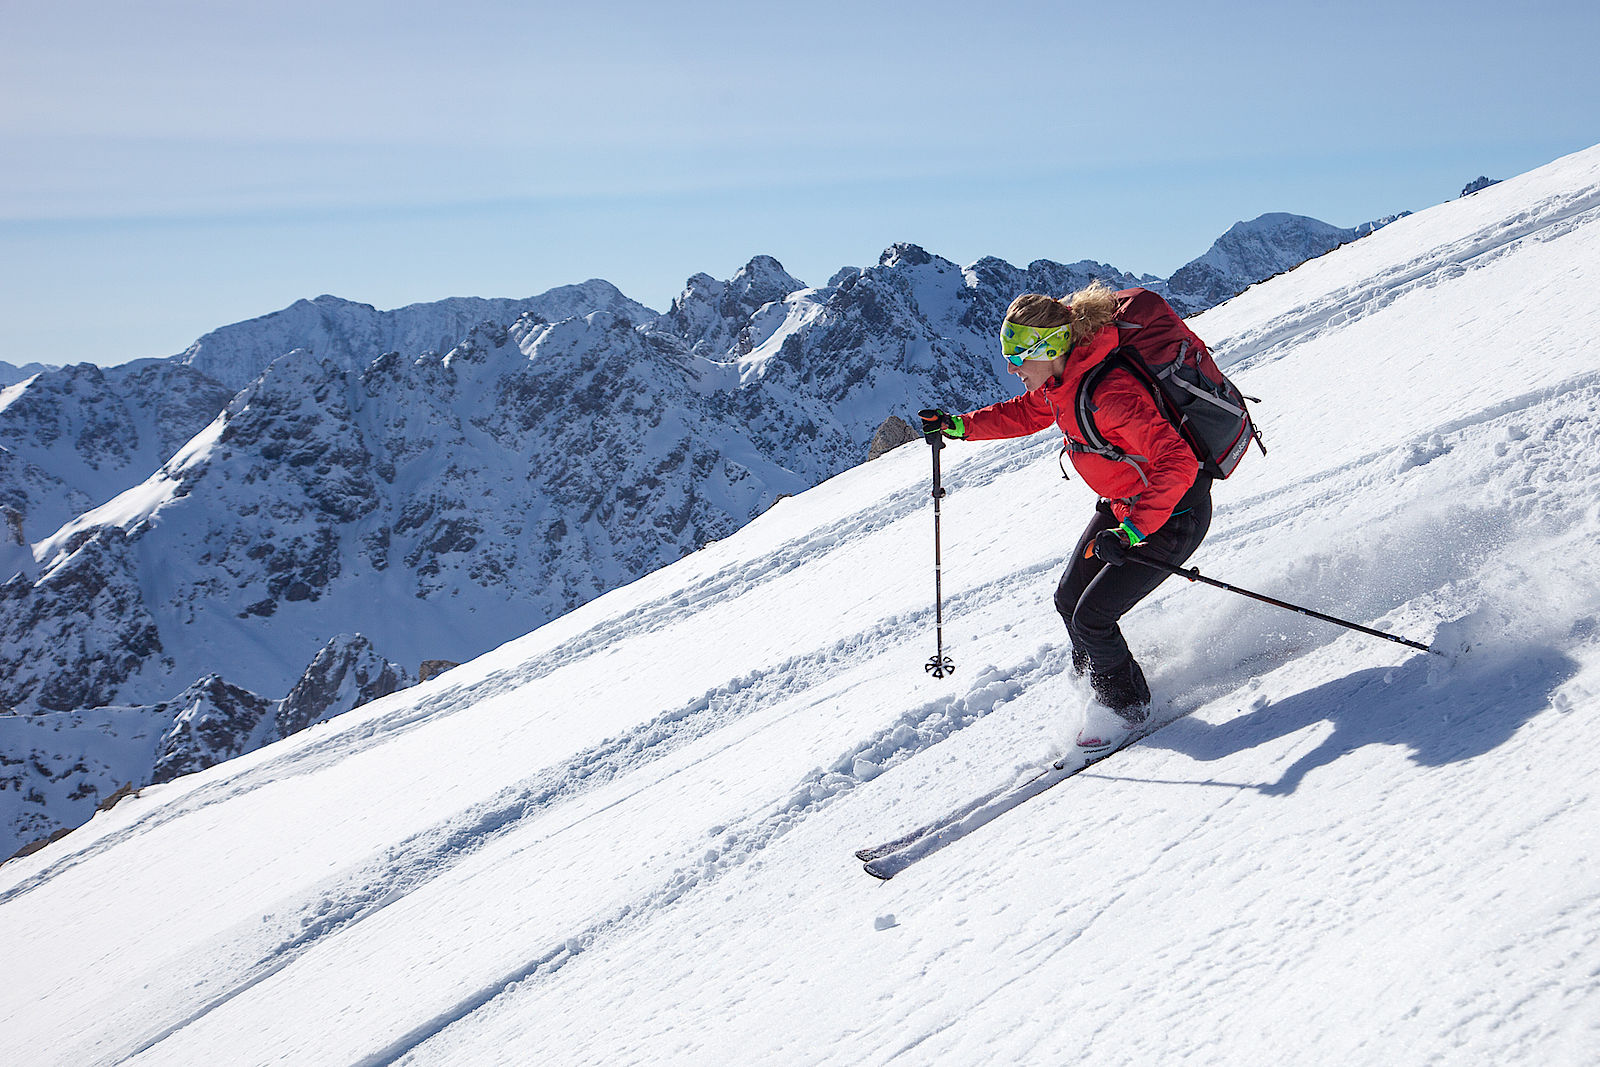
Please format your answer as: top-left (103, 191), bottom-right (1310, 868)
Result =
top-left (1074, 697), bottom-right (1148, 757)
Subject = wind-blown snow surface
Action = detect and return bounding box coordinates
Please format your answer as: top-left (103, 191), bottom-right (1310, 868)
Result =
top-left (5, 145), bottom-right (1600, 1065)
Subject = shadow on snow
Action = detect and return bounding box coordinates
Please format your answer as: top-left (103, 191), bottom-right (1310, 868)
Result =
top-left (1146, 641), bottom-right (1579, 794)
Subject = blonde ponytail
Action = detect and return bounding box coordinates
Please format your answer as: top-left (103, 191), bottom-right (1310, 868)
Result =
top-left (1062, 280), bottom-right (1119, 342)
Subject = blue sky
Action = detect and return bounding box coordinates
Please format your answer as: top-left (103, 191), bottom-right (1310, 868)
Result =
top-left (3, 0), bottom-right (1596, 368)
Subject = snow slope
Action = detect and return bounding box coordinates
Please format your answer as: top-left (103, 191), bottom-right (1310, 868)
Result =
top-left (3, 144), bottom-right (1600, 1066)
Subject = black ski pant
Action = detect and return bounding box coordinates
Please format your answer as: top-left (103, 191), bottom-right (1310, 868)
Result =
top-left (1055, 475), bottom-right (1213, 678)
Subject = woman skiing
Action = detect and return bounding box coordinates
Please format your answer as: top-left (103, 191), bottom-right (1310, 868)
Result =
top-left (921, 281), bottom-right (1214, 755)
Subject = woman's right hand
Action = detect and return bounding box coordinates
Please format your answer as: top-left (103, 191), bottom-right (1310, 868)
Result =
top-left (918, 409), bottom-right (965, 439)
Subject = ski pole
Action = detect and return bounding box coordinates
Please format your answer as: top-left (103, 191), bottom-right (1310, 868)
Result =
top-left (1126, 556), bottom-right (1442, 656)
top-left (922, 424), bottom-right (955, 679)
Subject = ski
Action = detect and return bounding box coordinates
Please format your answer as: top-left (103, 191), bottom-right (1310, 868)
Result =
top-left (854, 826), bottom-right (935, 864)
top-left (853, 763), bottom-right (1055, 863)
top-left (858, 718), bottom-right (1168, 880)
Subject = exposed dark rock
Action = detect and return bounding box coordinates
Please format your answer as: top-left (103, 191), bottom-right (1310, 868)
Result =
top-left (869, 416), bottom-right (919, 460)
top-left (420, 660), bottom-right (460, 683)
top-left (274, 634), bottom-right (411, 739)
top-left (150, 676), bottom-right (275, 784)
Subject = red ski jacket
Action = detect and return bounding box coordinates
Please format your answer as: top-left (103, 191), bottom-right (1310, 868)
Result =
top-left (960, 323), bottom-right (1200, 537)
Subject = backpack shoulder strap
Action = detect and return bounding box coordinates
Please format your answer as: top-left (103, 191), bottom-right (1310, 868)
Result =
top-left (1070, 348), bottom-right (1155, 487)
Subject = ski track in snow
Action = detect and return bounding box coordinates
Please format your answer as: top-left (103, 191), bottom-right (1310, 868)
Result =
top-left (13, 466), bottom-right (1082, 1060)
top-left (1213, 184), bottom-right (1600, 371)
top-left (95, 554), bottom-right (1080, 1064)
top-left (375, 590), bottom-right (1468, 1066)
top-left (363, 660), bottom-right (1299, 1066)
top-left (84, 636), bottom-right (1029, 1060)
top-left (1220, 372), bottom-right (1600, 530)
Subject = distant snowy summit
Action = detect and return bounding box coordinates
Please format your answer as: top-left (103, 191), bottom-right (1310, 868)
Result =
top-left (0, 361), bottom-right (55, 387)
top-left (655, 254), bottom-right (808, 358)
top-left (1163, 211), bottom-right (1406, 315)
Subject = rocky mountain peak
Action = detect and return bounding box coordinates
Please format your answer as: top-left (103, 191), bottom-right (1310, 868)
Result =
top-left (0, 361), bottom-right (55, 388)
top-left (879, 243), bottom-right (934, 268)
top-left (150, 674), bottom-right (274, 784)
top-left (728, 255), bottom-right (805, 305)
top-left (175, 285), bottom-right (655, 392)
top-left (659, 258), bottom-right (804, 359)
top-left (1163, 211), bottom-right (1401, 315)
top-left (273, 633), bottom-right (411, 741)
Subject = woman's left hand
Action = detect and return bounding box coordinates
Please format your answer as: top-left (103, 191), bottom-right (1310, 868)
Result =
top-left (1088, 528), bottom-right (1134, 565)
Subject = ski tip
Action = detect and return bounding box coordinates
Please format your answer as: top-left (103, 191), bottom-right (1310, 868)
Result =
top-left (853, 848), bottom-right (875, 861)
top-left (862, 861), bottom-right (896, 881)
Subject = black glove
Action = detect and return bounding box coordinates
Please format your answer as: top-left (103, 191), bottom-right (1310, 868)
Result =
top-left (1088, 522), bottom-right (1144, 566)
top-left (918, 408), bottom-right (965, 439)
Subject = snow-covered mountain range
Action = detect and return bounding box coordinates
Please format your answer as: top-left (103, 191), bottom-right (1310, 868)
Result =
top-left (1163, 211), bottom-right (1406, 314)
top-left (1, 211), bottom-right (1393, 855)
top-left (175, 284), bottom-right (657, 391)
top-left (2, 143), bottom-right (1597, 1065)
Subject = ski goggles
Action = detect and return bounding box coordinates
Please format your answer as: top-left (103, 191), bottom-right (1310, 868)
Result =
top-left (1000, 320), bottom-right (1072, 365)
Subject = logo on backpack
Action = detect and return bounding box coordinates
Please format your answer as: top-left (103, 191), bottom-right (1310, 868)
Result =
top-left (1074, 289), bottom-right (1265, 480)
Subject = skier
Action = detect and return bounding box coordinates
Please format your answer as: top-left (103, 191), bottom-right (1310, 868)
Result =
top-left (921, 282), bottom-right (1213, 755)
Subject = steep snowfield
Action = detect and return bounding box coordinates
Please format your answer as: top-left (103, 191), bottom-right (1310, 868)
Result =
top-left (3, 145), bottom-right (1600, 1066)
